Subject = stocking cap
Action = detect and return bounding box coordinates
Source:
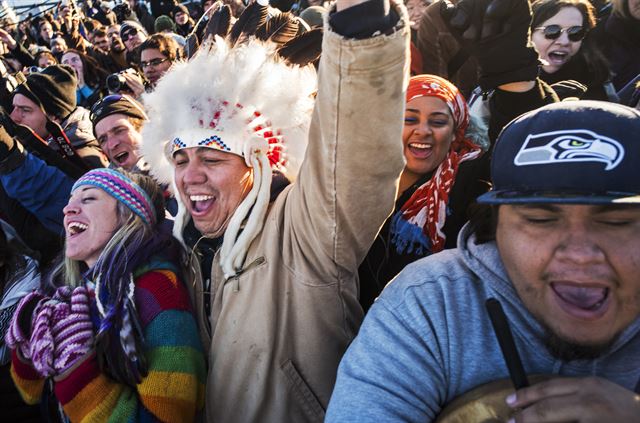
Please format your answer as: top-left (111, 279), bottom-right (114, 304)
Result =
top-left (14, 65), bottom-right (77, 120)
top-left (72, 168), bottom-right (157, 225)
top-left (155, 15), bottom-right (176, 33)
top-left (141, 1), bottom-right (321, 277)
top-left (120, 20), bottom-right (148, 39)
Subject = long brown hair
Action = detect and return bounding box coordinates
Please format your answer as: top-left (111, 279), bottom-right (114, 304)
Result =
top-left (62, 49), bottom-right (109, 90)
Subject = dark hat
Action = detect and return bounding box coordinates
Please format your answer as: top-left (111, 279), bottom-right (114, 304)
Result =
top-left (478, 100), bottom-right (640, 205)
top-left (173, 4), bottom-right (189, 16)
top-left (120, 20), bottom-right (148, 38)
top-left (299, 6), bottom-right (326, 28)
top-left (90, 94), bottom-right (147, 129)
top-left (14, 64), bottom-right (77, 119)
top-left (154, 15), bottom-right (176, 33)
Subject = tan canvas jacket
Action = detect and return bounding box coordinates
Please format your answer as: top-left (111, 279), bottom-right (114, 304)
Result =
top-left (185, 5), bottom-right (410, 422)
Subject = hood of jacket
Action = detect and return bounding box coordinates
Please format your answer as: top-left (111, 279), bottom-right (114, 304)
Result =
top-left (61, 106), bottom-right (98, 148)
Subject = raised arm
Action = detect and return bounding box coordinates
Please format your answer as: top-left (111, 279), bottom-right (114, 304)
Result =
top-left (0, 131), bottom-right (75, 234)
top-left (285, 0), bottom-right (410, 278)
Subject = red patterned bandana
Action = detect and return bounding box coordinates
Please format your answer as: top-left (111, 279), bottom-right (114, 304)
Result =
top-left (391, 75), bottom-right (483, 255)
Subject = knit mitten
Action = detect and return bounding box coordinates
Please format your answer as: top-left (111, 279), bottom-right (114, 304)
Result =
top-left (30, 301), bottom-right (56, 376)
top-left (5, 291), bottom-right (46, 360)
top-left (51, 286), bottom-right (94, 375)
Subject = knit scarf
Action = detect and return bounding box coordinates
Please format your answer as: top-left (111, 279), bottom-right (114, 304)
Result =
top-left (391, 75), bottom-right (482, 255)
top-left (94, 256), bottom-right (178, 385)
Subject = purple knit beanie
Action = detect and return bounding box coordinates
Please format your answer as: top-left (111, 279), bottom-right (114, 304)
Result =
top-left (72, 168), bottom-right (157, 225)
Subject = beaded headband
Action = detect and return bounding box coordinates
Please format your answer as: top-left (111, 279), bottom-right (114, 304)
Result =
top-left (72, 168), bottom-right (157, 225)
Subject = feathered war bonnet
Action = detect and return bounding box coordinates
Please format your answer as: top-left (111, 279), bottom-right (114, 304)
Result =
top-left (141, 0), bottom-right (322, 278)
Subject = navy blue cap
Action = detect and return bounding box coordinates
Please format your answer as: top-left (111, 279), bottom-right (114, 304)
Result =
top-left (478, 100), bottom-right (640, 205)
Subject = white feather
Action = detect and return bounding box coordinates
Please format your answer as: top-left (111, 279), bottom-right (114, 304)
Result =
top-left (140, 36), bottom-right (317, 272)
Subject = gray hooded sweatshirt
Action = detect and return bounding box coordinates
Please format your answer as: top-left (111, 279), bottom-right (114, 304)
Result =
top-left (326, 223), bottom-right (640, 422)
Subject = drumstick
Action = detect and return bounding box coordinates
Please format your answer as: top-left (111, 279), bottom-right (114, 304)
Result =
top-left (486, 298), bottom-right (530, 390)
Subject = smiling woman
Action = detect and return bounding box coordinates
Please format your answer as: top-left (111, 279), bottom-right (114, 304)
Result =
top-left (7, 169), bottom-right (205, 423)
top-left (358, 74), bottom-right (490, 311)
top-left (63, 185), bottom-right (119, 267)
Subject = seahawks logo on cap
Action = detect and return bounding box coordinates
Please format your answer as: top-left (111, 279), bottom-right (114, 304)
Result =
top-left (513, 129), bottom-right (624, 171)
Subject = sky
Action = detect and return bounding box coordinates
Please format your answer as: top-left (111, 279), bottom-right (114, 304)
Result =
top-left (2, 0), bottom-right (59, 21)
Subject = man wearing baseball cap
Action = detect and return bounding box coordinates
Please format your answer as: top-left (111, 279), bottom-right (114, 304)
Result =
top-left (326, 101), bottom-right (640, 422)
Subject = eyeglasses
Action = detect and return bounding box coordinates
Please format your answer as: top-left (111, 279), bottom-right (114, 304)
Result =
top-left (140, 57), bottom-right (169, 69)
top-left (534, 25), bottom-right (587, 42)
top-left (121, 27), bottom-right (138, 42)
top-left (89, 94), bottom-right (146, 123)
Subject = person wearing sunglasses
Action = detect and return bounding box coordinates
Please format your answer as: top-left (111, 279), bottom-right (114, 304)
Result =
top-left (138, 33), bottom-right (182, 88)
top-left (141, 0), bottom-right (407, 420)
top-left (531, 0), bottom-right (612, 101)
top-left (119, 20), bottom-right (147, 54)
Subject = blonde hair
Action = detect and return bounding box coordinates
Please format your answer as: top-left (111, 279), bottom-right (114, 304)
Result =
top-left (51, 170), bottom-right (168, 385)
top-left (53, 170), bottom-right (165, 287)
top-left (54, 201), bottom-right (146, 286)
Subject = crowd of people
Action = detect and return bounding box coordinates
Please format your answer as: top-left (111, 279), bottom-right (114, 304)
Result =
top-left (0, 0), bottom-right (638, 422)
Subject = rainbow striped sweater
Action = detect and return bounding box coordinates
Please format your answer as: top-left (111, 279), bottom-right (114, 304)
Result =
top-left (11, 266), bottom-right (206, 423)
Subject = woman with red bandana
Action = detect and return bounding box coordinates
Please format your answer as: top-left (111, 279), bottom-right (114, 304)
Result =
top-left (358, 75), bottom-right (490, 311)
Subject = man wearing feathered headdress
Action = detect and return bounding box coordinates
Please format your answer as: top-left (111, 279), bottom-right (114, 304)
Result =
top-left (141, 0), bottom-right (410, 420)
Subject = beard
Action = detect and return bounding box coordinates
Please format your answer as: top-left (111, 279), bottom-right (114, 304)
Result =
top-left (542, 325), bottom-right (619, 361)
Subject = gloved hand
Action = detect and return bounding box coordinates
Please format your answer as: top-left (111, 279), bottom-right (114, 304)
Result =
top-left (51, 286), bottom-right (94, 375)
top-left (29, 286), bottom-right (95, 377)
top-left (0, 125), bottom-right (15, 161)
top-left (5, 291), bottom-right (47, 360)
top-left (550, 79), bottom-right (588, 100)
top-left (29, 299), bottom-right (55, 376)
top-left (441, 0), bottom-right (539, 90)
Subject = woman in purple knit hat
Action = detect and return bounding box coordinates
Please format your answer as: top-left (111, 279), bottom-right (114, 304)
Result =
top-left (6, 168), bottom-right (205, 422)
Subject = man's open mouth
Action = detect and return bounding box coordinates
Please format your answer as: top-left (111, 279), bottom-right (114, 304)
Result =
top-left (114, 151), bottom-right (129, 164)
top-left (551, 282), bottom-right (610, 318)
top-left (190, 195), bottom-right (215, 213)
